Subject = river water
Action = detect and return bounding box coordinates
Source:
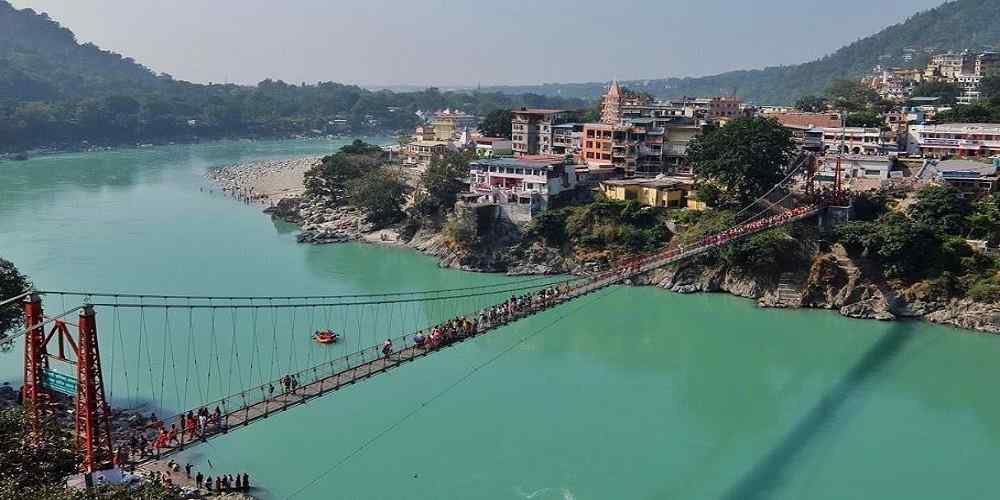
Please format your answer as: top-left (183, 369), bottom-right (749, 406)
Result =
top-left (2, 139), bottom-right (1000, 500)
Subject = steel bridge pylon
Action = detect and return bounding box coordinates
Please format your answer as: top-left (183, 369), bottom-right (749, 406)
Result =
top-left (22, 294), bottom-right (115, 474)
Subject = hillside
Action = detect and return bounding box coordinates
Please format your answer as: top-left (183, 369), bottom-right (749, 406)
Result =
top-left (484, 0), bottom-right (1000, 104)
top-left (0, 2), bottom-right (166, 100)
top-left (0, 1), bottom-right (586, 153)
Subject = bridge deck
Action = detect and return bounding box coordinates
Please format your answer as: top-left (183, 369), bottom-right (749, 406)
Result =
top-left (135, 204), bottom-right (821, 463)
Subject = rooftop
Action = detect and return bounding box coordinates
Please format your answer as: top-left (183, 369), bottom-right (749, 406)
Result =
top-left (768, 112), bottom-right (842, 129)
top-left (914, 123), bottom-right (1000, 133)
top-left (601, 175), bottom-right (693, 189)
top-left (470, 155), bottom-right (566, 169)
top-left (512, 108), bottom-right (566, 115)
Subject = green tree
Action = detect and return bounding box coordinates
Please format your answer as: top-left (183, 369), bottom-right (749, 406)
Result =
top-left (0, 258), bottom-right (29, 338)
top-left (981, 75), bottom-right (1000, 100)
top-left (0, 407), bottom-right (177, 500)
top-left (935, 104), bottom-right (997, 124)
top-left (347, 167), bottom-right (408, 227)
top-left (907, 185), bottom-right (972, 236)
top-left (795, 95), bottom-right (828, 112)
top-left (845, 110), bottom-right (882, 128)
top-left (687, 116), bottom-right (795, 207)
top-left (836, 213), bottom-right (942, 278)
top-left (420, 151), bottom-right (471, 214)
top-left (825, 79), bottom-right (882, 112)
top-left (911, 81), bottom-right (963, 105)
top-left (304, 141), bottom-right (385, 200)
top-left (968, 193), bottom-right (1000, 245)
top-left (477, 109), bottom-right (513, 139)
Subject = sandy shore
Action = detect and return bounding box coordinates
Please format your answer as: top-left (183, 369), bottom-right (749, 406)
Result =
top-left (207, 156), bottom-right (322, 206)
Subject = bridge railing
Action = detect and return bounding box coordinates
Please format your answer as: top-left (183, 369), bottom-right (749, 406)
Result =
top-left (152, 204), bottom-right (824, 454)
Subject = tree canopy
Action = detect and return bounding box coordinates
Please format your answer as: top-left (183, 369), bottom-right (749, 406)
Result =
top-left (845, 110), bottom-right (883, 128)
top-left (795, 95), bottom-right (828, 112)
top-left (907, 185), bottom-right (972, 236)
top-left (911, 81), bottom-right (963, 105)
top-left (304, 141), bottom-right (386, 201)
top-left (0, 257), bottom-right (29, 338)
top-left (419, 151), bottom-right (472, 215)
top-left (347, 167), bottom-right (408, 228)
top-left (477, 110), bottom-right (513, 139)
top-left (687, 116), bottom-right (795, 208)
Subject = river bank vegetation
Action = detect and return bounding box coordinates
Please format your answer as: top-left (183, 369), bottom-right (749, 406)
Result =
top-left (0, 407), bottom-right (177, 500)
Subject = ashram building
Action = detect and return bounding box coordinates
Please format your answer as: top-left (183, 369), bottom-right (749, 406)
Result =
top-left (908, 123), bottom-right (1000, 159)
top-left (466, 155), bottom-right (578, 220)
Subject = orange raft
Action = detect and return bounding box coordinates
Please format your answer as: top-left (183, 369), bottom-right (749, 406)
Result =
top-left (311, 330), bottom-right (339, 344)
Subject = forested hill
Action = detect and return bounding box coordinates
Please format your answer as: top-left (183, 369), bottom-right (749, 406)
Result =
top-left (483, 0), bottom-right (1000, 104)
top-left (0, 1), bottom-right (586, 153)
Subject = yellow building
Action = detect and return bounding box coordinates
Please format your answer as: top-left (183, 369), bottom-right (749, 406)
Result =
top-left (598, 176), bottom-right (704, 210)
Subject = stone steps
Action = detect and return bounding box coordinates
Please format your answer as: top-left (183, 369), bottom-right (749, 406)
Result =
top-left (775, 271), bottom-right (803, 306)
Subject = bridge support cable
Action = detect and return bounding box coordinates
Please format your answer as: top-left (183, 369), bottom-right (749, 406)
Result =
top-left (34, 274), bottom-right (564, 303)
top-left (283, 286), bottom-right (621, 500)
top-left (15, 170), bottom-right (824, 473)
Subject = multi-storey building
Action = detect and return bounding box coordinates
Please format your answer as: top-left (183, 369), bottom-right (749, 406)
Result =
top-left (956, 73), bottom-right (984, 104)
top-left (551, 123), bottom-right (582, 157)
top-left (429, 109), bottom-right (478, 141)
top-left (402, 140), bottom-right (450, 169)
top-left (908, 123), bottom-right (1000, 159)
top-left (820, 127), bottom-right (894, 156)
top-left (511, 108), bottom-right (573, 156)
top-left (976, 52), bottom-right (1000, 77)
top-left (467, 155), bottom-right (579, 220)
top-left (926, 52), bottom-right (970, 79)
top-left (583, 81), bottom-right (705, 174)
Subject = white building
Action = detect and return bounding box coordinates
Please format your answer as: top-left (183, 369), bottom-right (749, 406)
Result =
top-left (467, 156), bottom-right (579, 219)
top-left (907, 123), bottom-right (1000, 159)
top-left (819, 127), bottom-right (895, 156)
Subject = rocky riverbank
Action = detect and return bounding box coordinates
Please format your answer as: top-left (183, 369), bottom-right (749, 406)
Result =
top-left (637, 243), bottom-right (1000, 334)
top-left (211, 157), bottom-right (1000, 336)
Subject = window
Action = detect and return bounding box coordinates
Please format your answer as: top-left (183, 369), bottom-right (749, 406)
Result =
top-left (586, 152), bottom-right (594, 159)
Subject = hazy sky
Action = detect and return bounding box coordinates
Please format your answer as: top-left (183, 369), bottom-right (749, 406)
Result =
top-left (12, 0), bottom-right (944, 87)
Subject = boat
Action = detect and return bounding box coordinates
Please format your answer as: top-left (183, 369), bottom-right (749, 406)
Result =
top-left (312, 330), bottom-right (338, 344)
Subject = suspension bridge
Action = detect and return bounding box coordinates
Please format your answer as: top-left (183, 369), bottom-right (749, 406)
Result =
top-left (0, 155), bottom-right (843, 478)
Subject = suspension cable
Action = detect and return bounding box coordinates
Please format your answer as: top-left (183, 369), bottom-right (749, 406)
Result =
top-left (35, 275), bottom-right (561, 302)
top-left (85, 279), bottom-right (582, 310)
top-left (2, 305), bottom-right (84, 342)
top-left (0, 290), bottom-right (33, 308)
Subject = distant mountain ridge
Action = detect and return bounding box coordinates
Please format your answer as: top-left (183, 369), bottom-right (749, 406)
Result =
top-left (0, 1), bottom-right (586, 153)
top-left (481, 0), bottom-right (1000, 104)
top-left (0, 1), bottom-right (167, 100)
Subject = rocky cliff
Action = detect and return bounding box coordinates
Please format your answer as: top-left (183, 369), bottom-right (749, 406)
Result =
top-left (636, 243), bottom-right (1000, 334)
top-left (264, 195), bottom-right (1000, 335)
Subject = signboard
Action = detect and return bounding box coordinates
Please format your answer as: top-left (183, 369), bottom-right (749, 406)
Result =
top-left (41, 369), bottom-right (77, 396)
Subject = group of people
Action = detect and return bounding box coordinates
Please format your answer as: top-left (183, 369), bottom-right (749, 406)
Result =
top-left (152, 460), bottom-right (251, 494)
top-left (128, 406), bottom-right (226, 458)
top-left (409, 285), bottom-right (568, 352)
top-left (195, 471), bottom-right (251, 493)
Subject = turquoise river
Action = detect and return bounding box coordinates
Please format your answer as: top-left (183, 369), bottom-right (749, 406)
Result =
top-left (2, 139), bottom-right (1000, 500)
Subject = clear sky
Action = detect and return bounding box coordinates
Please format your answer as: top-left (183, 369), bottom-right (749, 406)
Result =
top-left (11, 0), bottom-right (945, 87)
